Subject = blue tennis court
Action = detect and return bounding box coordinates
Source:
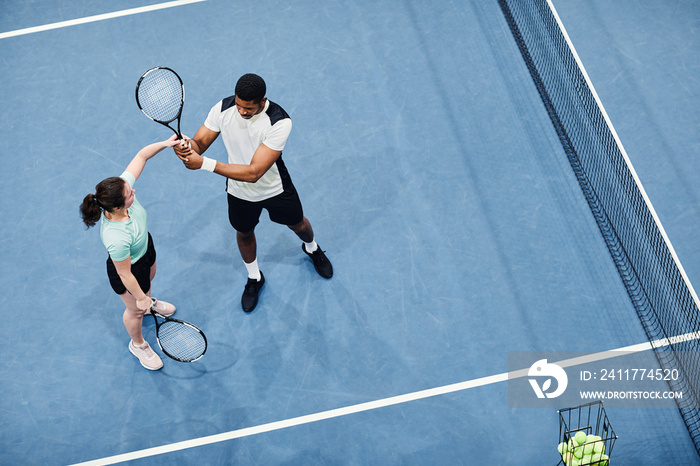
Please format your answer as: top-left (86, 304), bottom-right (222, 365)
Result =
top-left (1, 1), bottom-right (698, 464)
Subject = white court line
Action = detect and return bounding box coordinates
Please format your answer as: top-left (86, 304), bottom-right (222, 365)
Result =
top-left (0, 0), bottom-right (206, 40)
top-left (69, 331), bottom-right (700, 466)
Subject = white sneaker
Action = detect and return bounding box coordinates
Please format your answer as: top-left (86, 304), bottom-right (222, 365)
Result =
top-left (148, 298), bottom-right (176, 317)
top-left (129, 340), bottom-right (163, 370)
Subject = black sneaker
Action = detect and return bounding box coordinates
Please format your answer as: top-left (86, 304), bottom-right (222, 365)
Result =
top-left (241, 272), bottom-right (265, 312)
top-left (302, 244), bottom-right (333, 279)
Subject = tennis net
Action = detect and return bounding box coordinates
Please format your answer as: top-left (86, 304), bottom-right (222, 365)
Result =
top-left (498, 0), bottom-right (700, 455)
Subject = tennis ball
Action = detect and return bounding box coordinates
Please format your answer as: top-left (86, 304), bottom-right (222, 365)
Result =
top-left (587, 434), bottom-right (602, 443)
top-left (573, 446), bottom-right (584, 459)
top-left (588, 452), bottom-right (609, 466)
top-left (561, 451), bottom-right (574, 464)
top-left (558, 442), bottom-right (569, 455)
top-left (583, 442), bottom-right (595, 455)
top-left (593, 441), bottom-right (605, 454)
top-left (568, 438), bottom-right (578, 451)
top-left (574, 431), bottom-right (588, 444)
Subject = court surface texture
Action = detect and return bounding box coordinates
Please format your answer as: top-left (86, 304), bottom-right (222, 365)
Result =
top-left (1, 0), bottom-right (699, 464)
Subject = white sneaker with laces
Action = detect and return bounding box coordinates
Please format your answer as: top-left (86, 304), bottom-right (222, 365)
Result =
top-left (129, 340), bottom-right (163, 370)
top-left (147, 298), bottom-right (176, 317)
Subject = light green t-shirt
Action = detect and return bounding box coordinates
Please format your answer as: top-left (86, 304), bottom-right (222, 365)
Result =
top-left (100, 171), bottom-right (149, 263)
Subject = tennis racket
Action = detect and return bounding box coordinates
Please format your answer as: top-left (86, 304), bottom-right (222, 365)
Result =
top-left (135, 66), bottom-right (185, 139)
top-left (149, 298), bottom-right (207, 362)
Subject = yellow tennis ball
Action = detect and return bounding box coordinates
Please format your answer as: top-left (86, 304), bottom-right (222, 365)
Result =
top-left (590, 453), bottom-right (610, 466)
top-left (558, 442), bottom-right (569, 455)
top-left (574, 431), bottom-right (588, 444)
top-left (593, 441), bottom-right (605, 454)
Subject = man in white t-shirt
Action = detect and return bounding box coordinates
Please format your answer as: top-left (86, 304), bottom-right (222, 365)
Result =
top-left (174, 74), bottom-right (332, 312)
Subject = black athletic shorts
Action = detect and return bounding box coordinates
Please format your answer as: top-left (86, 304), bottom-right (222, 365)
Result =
top-left (106, 233), bottom-right (156, 295)
top-left (227, 187), bottom-right (304, 233)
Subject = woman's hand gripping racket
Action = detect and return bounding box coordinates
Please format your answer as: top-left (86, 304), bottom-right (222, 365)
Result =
top-left (135, 66), bottom-right (185, 140)
top-left (150, 298), bottom-right (207, 362)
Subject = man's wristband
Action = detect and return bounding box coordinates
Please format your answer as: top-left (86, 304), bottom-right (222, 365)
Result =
top-left (200, 156), bottom-right (216, 172)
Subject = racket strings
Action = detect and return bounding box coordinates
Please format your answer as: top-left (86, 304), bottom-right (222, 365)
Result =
top-left (157, 320), bottom-right (206, 361)
top-left (137, 69), bottom-right (183, 123)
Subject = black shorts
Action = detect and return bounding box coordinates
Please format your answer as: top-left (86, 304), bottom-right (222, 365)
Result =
top-left (227, 188), bottom-right (304, 233)
top-left (106, 233), bottom-right (156, 295)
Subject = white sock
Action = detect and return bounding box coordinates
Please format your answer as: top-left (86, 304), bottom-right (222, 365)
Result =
top-left (244, 258), bottom-right (261, 281)
top-left (304, 239), bottom-right (318, 253)
top-left (133, 340), bottom-right (147, 348)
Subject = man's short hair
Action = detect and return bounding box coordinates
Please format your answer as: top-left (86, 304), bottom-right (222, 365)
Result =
top-left (235, 73), bottom-right (266, 103)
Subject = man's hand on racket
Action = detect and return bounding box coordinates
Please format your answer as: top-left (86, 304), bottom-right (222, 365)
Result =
top-left (174, 136), bottom-right (204, 170)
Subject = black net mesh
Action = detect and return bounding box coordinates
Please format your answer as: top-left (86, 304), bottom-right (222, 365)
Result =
top-left (499, 0), bottom-right (700, 455)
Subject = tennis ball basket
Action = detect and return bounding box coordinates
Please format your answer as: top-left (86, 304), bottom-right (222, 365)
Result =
top-left (556, 401), bottom-right (617, 465)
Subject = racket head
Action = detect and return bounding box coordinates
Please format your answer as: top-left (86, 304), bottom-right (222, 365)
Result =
top-left (135, 66), bottom-right (184, 136)
top-left (153, 313), bottom-right (207, 362)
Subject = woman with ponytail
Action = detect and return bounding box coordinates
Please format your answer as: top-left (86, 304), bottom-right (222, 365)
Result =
top-left (80, 135), bottom-right (179, 370)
